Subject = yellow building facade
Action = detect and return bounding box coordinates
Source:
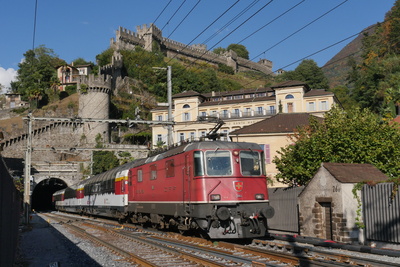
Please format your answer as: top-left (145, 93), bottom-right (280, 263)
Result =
top-left (151, 81), bottom-right (337, 146)
top-left (151, 81), bottom-right (338, 186)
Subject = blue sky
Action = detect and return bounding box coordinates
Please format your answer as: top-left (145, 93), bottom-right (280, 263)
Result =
top-left (0, 0), bottom-right (396, 91)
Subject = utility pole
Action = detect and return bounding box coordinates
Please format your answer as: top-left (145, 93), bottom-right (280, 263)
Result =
top-left (24, 112), bottom-right (33, 224)
top-left (167, 66), bottom-right (173, 147)
top-left (153, 66), bottom-right (173, 147)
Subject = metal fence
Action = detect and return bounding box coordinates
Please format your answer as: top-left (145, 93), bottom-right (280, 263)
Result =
top-left (0, 156), bottom-right (21, 266)
top-left (267, 186), bottom-right (304, 233)
top-left (362, 183), bottom-right (400, 243)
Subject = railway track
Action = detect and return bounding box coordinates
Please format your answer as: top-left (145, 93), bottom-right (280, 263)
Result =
top-left (43, 212), bottom-right (400, 266)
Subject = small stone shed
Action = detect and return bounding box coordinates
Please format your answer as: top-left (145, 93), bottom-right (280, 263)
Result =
top-left (298, 163), bottom-right (388, 243)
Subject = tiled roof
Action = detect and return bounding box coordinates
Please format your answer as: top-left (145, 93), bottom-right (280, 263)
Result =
top-left (202, 87), bottom-right (272, 98)
top-left (230, 113), bottom-right (322, 135)
top-left (271, 80), bottom-right (309, 89)
top-left (304, 89), bottom-right (334, 97)
top-left (172, 90), bottom-right (204, 99)
top-left (322, 163), bottom-right (388, 183)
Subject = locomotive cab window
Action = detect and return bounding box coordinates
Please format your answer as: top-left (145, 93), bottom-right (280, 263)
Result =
top-left (137, 169), bottom-right (143, 182)
top-left (194, 151), bottom-right (204, 176)
top-left (205, 150), bottom-right (232, 176)
top-left (150, 164), bottom-right (157, 180)
top-left (165, 159), bottom-right (175, 178)
top-left (240, 151), bottom-right (262, 176)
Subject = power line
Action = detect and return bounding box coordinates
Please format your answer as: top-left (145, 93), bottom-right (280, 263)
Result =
top-left (238, 0), bottom-right (305, 44)
top-left (165, 0), bottom-right (241, 64)
top-left (161, 0), bottom-right (187, 32)
top-left (202, 0), bottom-right (260, 45)
top-left (251, 0), bottom-right (349, 61)
top-left (166, 0), bottom-right (201, 39)
top-left (185, 0), bottom-right (274, 70)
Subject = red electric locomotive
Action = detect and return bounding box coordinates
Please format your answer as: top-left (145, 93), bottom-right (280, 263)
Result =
top-left (54, 140), bottom-right (274, 239)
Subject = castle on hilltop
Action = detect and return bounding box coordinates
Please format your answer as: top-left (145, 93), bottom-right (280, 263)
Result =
top-left (107, 24), bottom-right (273, 75)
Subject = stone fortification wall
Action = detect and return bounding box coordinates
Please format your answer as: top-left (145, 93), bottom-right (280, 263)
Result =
top-left (163, 37), bottom-right (227, 67)
top-left (110, 26), bottom-right (145, 51)
top-left (110, 24), bottom-right (273, 75)
top-left (78, 74), bottom-right (111, 145)
top-left (1, 122), bottom-right (86, 161)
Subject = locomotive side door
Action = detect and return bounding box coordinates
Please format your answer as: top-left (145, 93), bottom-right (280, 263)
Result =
top-left (183, 154), bottom-right (191, 214)
top-left (128, 169), bottom-right (135, 201)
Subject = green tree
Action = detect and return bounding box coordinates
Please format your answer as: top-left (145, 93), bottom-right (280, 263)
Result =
top-left (11, 45), bottom-right (65, 107)
top-left (348, 1), bottom-right (400, 117)
top-left (227, 44), bottom-right (249, 59)
top-left (96, 48), bottom-right (114, 66)
top-left (330, 85), bottom-right (359, 110)
top-left (92, 151), bottom-right (120, 175)
top-left (213, 47), bottom-right (227, 55)
top-left (276, 59), bottom-right (329, 89)
top-left (273, 106), bottom-right (400, 186)
top-left (72, 57), bottom-right (92, 66)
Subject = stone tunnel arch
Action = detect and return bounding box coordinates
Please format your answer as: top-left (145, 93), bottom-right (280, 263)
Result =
top-left (31, 178), bottom-right (68, 211)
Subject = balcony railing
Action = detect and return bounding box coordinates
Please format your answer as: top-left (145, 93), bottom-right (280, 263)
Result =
top-left (198, 109), bottom-right (276, 121)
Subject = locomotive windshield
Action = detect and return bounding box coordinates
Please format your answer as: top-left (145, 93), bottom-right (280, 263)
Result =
top-left (205, 150), bottom-right (232, 176)
top-left (240, 151), bottom-right (262, 176)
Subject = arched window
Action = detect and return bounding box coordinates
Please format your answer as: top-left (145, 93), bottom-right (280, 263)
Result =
top-left (285, 94), bottom-right (294, 99)
top-left (183, 104), bottom-right (190, 108)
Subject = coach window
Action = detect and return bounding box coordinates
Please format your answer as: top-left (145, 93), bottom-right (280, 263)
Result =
top-left (137, 169), bottom-right (143, 182)
top-left (165, 159), bottom-right (175, 178)
top-left (150, 164), bottom-right (157, 180)
top-left (194, 151), bottom-right (204, 176)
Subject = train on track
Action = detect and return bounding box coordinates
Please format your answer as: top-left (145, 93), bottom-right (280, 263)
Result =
top-left (53, 140), bottom-right (274, 239)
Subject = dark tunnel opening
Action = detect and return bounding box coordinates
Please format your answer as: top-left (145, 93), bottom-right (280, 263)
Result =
top-left (31, 178), bottom-right (68, 211)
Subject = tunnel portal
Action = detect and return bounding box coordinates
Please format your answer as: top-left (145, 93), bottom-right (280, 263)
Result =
top-left (31, 178), bottom-right (68, 211)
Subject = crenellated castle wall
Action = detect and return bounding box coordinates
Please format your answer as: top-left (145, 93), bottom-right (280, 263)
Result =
top-left (109, 24), bottom-right (273, 75)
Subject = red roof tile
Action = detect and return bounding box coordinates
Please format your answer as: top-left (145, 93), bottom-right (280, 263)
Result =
top-left (230, 113), bottom-right (322, 135)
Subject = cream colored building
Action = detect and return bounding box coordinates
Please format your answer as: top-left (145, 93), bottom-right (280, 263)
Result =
top-left (229, 113), bottom-right (324, 186)
top-left (151, 80), bottom-right (338, 149)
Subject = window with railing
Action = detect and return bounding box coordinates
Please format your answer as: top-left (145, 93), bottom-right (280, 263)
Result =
top-left (232, 109), bottom-right (240, 118)
top-left (221, 110), bottom-right (229, 118)
top-left (256, 107), bottom-right (263, 115)
top-left (268, 106), bottom-right (275, 115)
top-left (243, 108), bottom-right (252, 117)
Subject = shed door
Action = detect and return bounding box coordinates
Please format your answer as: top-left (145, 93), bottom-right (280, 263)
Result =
top-left (320, 202), bottom-right (333, 240)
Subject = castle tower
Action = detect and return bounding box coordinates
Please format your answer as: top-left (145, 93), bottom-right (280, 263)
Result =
top-left (136, 24), bottom-right (163, 52)
top-left (78, 74), bottom-right (111, 145)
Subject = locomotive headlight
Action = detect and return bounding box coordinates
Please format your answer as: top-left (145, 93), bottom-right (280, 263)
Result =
top-left (210, 194), bottom-right (221, 201)
top-left (255, 194), bottom-right (265, 200)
